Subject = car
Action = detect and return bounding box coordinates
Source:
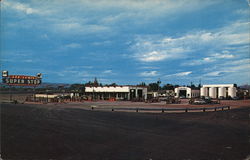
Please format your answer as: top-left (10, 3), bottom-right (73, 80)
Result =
top-left (159, 97), bottom-right (168, 101)
top-left (232, 96), bottom-right (239, 100)
top-left (193, 99), bottom-right (207, 105)
top-left (218, 96), bottom-right (224, 100)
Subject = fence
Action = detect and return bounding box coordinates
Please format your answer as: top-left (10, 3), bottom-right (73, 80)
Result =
top-left (90, 106), bottom-right (231, 113)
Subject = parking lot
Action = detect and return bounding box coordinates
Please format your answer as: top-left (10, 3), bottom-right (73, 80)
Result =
top-left (1, 102), bottom-right (250, 160)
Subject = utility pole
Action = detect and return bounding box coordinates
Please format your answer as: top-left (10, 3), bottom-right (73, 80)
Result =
top-left (157, 78), bottom-right (161, 94)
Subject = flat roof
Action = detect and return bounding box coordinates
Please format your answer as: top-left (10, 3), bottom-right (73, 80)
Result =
top-left (202, 84), bottom-right (236, 87)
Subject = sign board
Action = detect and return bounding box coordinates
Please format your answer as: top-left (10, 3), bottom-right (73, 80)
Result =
top-left (2, 71), bottom-right (42, 86)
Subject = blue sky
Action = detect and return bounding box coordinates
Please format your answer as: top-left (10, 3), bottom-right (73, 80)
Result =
top-left (1, 0), bottom-right (249, 85)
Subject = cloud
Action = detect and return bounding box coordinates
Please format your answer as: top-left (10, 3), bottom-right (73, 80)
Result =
top-left (227, 64), bottom-right (250, 72)
top-left (8, 2), bottom-right (39, 14)
top-left (185, 58), bottom-right (215, 66)
top-left (235, 9), bottom-right (249, 16)
top-left (52, 22), bottom-right (110, 35)
top-left (58, 70), bottom-right (94, 79)
top-left (3, 1), bottom-right (49, 15)
top-left (41, 34), bottom-right (49, 39)
top-left (165, 71), bottom-right (192, 77)
top-left (131, 37), bottom-right (191, 62)
top-left (210, 53), bottom-right (235, 59)
top-left (137, 51), bottom-right (168, 62)
top-left (204, 71), bottom-right (233, 77)
top-left (202, 64), bottom-right (250, 80)
top-left (132, 20), bottom-right (248, 63)
top-left (183, 52), bottom-right (235, 66)
top-left (140, 66), bottom-right (159, 69)
top-left (205, 71), bottom-right (221, 77)
top-left (55, 22), bottom-right (82, 31)
top-left (175, 71), bottom-right (192, 76)
top-left (223, 59), bottom-right (250, 66)
top-left (139, 71), bottom-right (158, 77)
top-left (65, 66), bottom-right (93, 70)
top-left (65, 43), bottom-right (82, 49)
top-left (103, 70), bottom-right (113, 74)
top-left (201, 59), bottom-right (250, 79)
top-left (203, 57), bottom-right (214, 62)
top-left (92, 41), bottom-right (112, 46)
top-left (90, 0), bottom-right (218, 22)
top-left (23, 59), bottom-right (34, 63)
top-left (2, 0), bottom-right (219, 36)
top-left (2, 0), bottom-right (249, 85)
top-left (53, 43), bottom-right (82, 53)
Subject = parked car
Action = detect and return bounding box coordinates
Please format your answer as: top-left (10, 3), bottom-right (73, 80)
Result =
top-left (219, 96), bottom-right (224, 100)
top-left (193, 99), bottom-right (207, 105)
top-left (232, 96), bottom-right (239, 100)
top-left (159, 97), bottom-right (168, 101)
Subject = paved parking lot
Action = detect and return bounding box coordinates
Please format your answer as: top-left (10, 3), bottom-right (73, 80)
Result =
top-left (1, 102), bottom-right (249, 160)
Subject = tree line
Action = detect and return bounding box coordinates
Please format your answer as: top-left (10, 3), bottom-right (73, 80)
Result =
top-left (0, 77), bottom-right (201, 92)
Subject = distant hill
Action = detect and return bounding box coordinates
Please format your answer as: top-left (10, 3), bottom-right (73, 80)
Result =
top-left (0, 82), bottom-right (71, 88)
top-left (38, 82), bottom-right (71, 88)
top-left (239, 84), bottom-right (250, 89)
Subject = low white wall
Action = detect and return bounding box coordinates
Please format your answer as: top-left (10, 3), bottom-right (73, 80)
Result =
top-left (35, 94), bottom-right (59, 98)
top-left (85, 86), bottom-right (130, 92)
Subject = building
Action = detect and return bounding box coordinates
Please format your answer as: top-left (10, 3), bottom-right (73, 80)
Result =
top-left (174, 87), bottom-right (200, 98)
top-left (147, 91), bottom-right (158, 98)
top-left (200, 84), bottom-right (237, 99)
top-left (237, 88), bottom-right (249, 99)
top-left (85, 86), bottom-right (147, 101)
top-left (34, 93), bottom-right (71, 102)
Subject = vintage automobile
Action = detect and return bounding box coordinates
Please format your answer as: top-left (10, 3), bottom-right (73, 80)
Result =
top-left (193, 99), bottom-right (207, 105)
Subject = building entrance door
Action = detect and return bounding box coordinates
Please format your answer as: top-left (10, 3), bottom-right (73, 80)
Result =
top-left (179, 90), bottom-right (187, 98)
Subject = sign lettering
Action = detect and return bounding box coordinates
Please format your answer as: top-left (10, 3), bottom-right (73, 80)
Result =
top-left (2, 75), bottom-right (42, 86)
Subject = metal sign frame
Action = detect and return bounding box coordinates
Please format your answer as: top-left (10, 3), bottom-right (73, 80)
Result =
top-left (2, 71), bottom-right (42, 86)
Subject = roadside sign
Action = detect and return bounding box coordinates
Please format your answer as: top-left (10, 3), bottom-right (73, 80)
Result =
top-left (2, 71), bottom-right (42, 86)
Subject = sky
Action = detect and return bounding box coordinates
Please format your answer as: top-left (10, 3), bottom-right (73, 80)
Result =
top-left (1, 0), bottom-right (250, 85)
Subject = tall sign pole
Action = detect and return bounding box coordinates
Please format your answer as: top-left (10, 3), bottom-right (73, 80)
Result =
top-left (1, 71), bottom-right (11, 101)
top-left (34, 73), bottom-right (42, 101)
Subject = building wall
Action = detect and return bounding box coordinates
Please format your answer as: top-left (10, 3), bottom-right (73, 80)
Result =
top-left (200, 84), bottom-right (237, 98)
top-left (147, 92), bottom-right (158, 98)
top-left (85, 86), bottom-right (147, 100)
top-left (175, 87), bottom-right (191, 98)
top-left (175, 87), bottom-right (200, 98)
top-left (191, 90), bottom-right (200, 98)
